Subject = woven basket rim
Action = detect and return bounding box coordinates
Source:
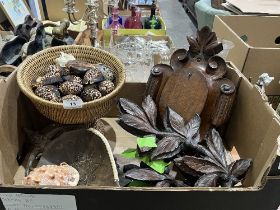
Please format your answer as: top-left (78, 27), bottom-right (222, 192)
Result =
top-left (17, 45), bottom-right (126, 109)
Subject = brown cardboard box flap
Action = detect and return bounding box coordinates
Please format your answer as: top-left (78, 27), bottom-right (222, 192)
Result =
top-left (226, 0), bottom-right (280, 15)
top-left (213, 16), bottom-right (250, 71)
top-left (225, 66), bottom-right (279, 187)
top-left (0, 70), bottom-right (21, 184)
top-left (213, 15), bottom-right (280, 96)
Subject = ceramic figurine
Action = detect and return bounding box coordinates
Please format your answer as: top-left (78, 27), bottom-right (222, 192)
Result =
top-left (145, 26), bottom-right (236, 137)
top-left (255, 73), bottom-right (274, 99)
top-left (52, 19), bottom-right (74, 45)
top-left (14, 15), bottom-right (38, 41)
top-left (0, 15), bottom-right (45, 65)
top-left (0, 36), bottom-right (26, 65)
top-left (21, 23), bottom-right (46, 60)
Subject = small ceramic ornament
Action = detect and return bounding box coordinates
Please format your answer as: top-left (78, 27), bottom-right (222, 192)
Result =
top-left (55, 52), bottom-right (76, 68)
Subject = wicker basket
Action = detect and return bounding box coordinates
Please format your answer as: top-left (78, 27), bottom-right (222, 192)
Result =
top-left (17, 45), bottom-right (125, 124)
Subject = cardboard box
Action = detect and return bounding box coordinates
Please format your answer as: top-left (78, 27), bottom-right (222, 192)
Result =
top-left (102, 16), bottom-right (166, 44)
top-left (225, 0), bottom-right (280, 15)
top-left (213, 16), bottom-right (280, 176)
top-left (213, 15), bottom-right (280, 96)
top-left (0, 64), bottom-right (280, 209)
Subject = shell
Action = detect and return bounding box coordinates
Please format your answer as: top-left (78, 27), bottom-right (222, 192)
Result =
top-left (59, 81), bottom-right (83, 96)
top-left (61, 94), bottom-right (83, 102)
top-left (98, 80), bottom-right (115, 95)
top-left (83, 84), bottom-right (98, 91)
top-left (35, 85), bottom-right (61, 102)
top-left (60, 66), bottom-right (71, 76)
top-left (31, 77), bottom-right (43, 89)
top-left (96, 64), bottom-right (115, 81)
top-left (81, 87), bottom-right (102, 102)
top-left (66, 60), bottom-right (96, 75)
top-left (41, 72), bottom-right (63, 85)
top-left (62, 75), bottom-right (82, 85)
top-left (23, 163), bottom-right (79, 186)
top-left (46, 65), bottom-right (60, 74)
top-left (83, 68), bottom-right (104, 85)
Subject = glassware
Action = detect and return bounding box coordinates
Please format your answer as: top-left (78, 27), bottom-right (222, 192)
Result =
top-left (110, 36), bottom-right (170, 82)
top-left (108, 6), bottom-right (123, 26)
top-left (144, 0), bottom-right (161, 29)
top-left (124, 5), bottom-right (143, 29)
top-left (107, 6), bottom-right (123, 48)
top-left (107, 6), bottom-right (123, 32)
top-left (108, 15), bottom-right (123, 26)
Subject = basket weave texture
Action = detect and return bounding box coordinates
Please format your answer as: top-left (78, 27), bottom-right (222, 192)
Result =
top-left (17, 45), bottom-right (125, 124)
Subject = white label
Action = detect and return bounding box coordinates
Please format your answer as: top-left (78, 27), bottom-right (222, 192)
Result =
top-left (63, 99), bottom-right (83, 109)
top-left (0, 193), bottom-right (77, 210)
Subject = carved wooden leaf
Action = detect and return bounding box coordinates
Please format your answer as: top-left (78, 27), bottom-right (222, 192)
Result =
top-left (151, 136), bottom-right (183, 160)
top-left (197, 26), bottom-right (211, 48)
top-left (187, 36), bottom-right (200, 53)
top-left (167, 107), bottom-right (186, 136)
top-left (119, 98), bottom-right (148, 122)
top-left (175, 155), bottom-right (225, 174)
top-left (142, 95), bottom-right (157, 128)
top-left (206, 129), bottom-right (227, 168)
top-left (162, 108), bottom-right (173, 132)
top-left (174, 157), bottom-right (202, 177)
top-left (125, 168), bottom-right (167, 181)
top-left (174, 180), bottom-right (189, 187)
top-left (121, 114), bottom-right (160, 135)
top-left (194, 173), bottom-right (219, 187)
top-left (156, 180), bottom-right (171, 187)
top-left (185, 114), bottom-right (201, 139)
top-left (230, 159), bottom-right (252, 178)
top-left (205, 32), bottom-right (216, 46)
top-left (192, 133), bottom-right (201, 144)
top-left (204, 41), bottom-right (223, 56)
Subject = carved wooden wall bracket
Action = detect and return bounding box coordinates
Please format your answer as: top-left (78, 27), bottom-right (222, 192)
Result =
top-left (145, 26), bottom-right (236, 137)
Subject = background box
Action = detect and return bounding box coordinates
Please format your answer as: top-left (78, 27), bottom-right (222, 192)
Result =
top-left (213, 16), bottom-right (280, 176)
top-left (213, 15), bottom-right (280, 96)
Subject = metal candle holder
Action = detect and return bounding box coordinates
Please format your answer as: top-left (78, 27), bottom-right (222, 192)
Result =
top-left (63, 0), bottom-right (100, 47)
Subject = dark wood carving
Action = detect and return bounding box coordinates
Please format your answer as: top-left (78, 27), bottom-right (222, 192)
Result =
top-left (145, 26), bottom-right (236, 137)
